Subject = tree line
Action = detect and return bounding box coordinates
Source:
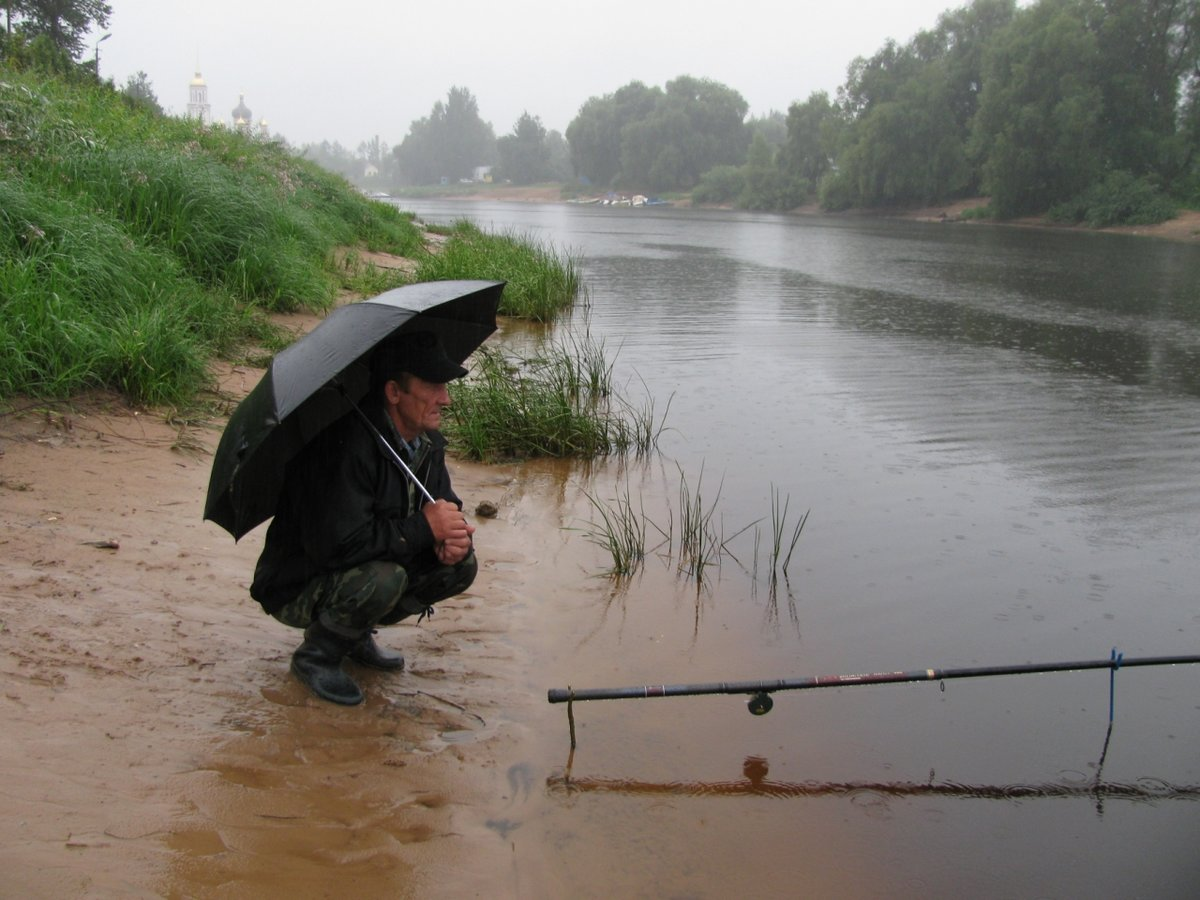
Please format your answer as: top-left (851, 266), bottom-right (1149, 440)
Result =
top-left (369, 0), bottom-right (1200, 224)
top-left (5, 0), bottom-right (1197, 224)
top-left (787, 0), bottom-right (1200, 222)
top-left (2, 0), bottom-right (163, 113)
top-left (702, 0), bottom-right (1199, 223)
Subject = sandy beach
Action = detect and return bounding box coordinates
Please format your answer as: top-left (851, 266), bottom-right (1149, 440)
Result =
top-left (0, 338), bottom-right (578, 896)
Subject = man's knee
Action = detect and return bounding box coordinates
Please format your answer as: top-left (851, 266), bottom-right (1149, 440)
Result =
top-left (453, 551), bottom-right (478, 593)
top-left (427, 550), bottom-right (478, 601)
top-left (276, 560), bottom-right (409, 632)
top-left (376, 552), bottom-right (478, 624)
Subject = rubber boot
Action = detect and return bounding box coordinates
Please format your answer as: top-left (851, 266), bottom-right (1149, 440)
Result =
top-left (290, 622), bottom-right (364, 705)
top-left (347, 630), bottom-right (405, 671)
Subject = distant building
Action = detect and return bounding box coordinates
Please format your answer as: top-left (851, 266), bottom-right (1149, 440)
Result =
top-left (185, 72), bottom-right (270, 137)
top-left (187, 71), bottom-right (211, 125)
top-left (230, 92), bottom-right (271, 138)
top-left (232, 93), bottom-right (252, 134)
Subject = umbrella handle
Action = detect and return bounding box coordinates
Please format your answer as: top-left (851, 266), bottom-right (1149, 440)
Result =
top-left (345, 400), bottom-right (437, 505)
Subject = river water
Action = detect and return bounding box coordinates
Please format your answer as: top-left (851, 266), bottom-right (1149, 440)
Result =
top-left (400, 199), bottom-right (1200, 897)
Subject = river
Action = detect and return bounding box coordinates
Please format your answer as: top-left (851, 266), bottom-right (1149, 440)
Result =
top-left (399, 199), bottom-right (1200, 897)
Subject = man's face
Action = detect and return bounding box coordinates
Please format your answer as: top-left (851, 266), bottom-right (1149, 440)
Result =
top-left (386, 376), bottom-right (451, 441)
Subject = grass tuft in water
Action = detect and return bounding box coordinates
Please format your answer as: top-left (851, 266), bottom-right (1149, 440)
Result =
top-left (769, 485), bottom-right (810, 578)
top-left (674, 464), bottom-right (725, 584)
top-left (581, 470), bottom-right (810, 599)
top-left (580, 480), bottom-right (647, 577)
top-left (445, 333), bottom-right (665, 462)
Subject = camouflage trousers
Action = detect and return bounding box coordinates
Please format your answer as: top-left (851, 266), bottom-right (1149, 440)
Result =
top-left (271, 551), bottom-right (477, 637)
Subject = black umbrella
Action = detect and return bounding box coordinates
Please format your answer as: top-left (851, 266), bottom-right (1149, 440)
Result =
top-left (204, 279), bottom-right (504, 540)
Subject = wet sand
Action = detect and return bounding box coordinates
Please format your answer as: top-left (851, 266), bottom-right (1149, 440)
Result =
top-left (0, 349), bottom-right (572, 897)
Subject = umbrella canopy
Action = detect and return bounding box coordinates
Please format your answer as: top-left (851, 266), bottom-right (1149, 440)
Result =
top-left (204, 279), bottom-right (504, 539)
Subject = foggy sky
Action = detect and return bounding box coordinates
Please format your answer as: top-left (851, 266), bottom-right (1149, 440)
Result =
top-left (95, 0), bottom-right (961, 150)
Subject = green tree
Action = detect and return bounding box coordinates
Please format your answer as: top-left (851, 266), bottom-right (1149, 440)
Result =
top-left (301, 140), bottom-right (359, 181)
top-left (496, 112), bottom-right (549, 184)
top-left (394, 86), bottom-right (496, 184)
top-left (120, 70), bottom-right (161, 114)
top-left (927, 0), bottom-right (1018, 141)
top-left (823, 0), bottom-right (1016, 209)
top-left (1092, 0), bottom-right (1200, 185)
top-left (692, 164), bottom-right (745, 205)
top-left (780, 91), bottom-right (839, 188)
top-left (747, 110), bottom-right (788, 148)
top-left (565, 81), bottom-right (660, 186)
top-left (618, 75), bottom-right (750, 190)
top-left (838, 39), bottom-right (918, 119)
top-left (544, 129), bottom-right (573, 182)
top-left (1183, 75), bottom-right (1200, 201)
top-left (356, 135), bottom-right (387, 170)
top-left (738, 131), bottom-right (807, 210)
top-left (971, 0), bottom-right (1105, 217)
top-left (354, 135), bottom-right (395, 186)
top-left (8, 0), bottom-right (109, 59)
top-left (833, 63), bottom-right (974, 207)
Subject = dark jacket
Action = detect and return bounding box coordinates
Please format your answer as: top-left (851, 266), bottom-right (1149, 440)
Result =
top-left (250, 404), bottom-right (462, 615)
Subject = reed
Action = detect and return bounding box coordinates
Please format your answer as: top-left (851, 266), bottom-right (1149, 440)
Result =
top-left (579, 470), bottom-right (808, 598)
top-left (674, 465), bottom-right (725, 583)
top-left (537, 327), bottom-right (615, 404)
top-left (445, 331), bottom-right (664, 462)
top-left (580, 481), bottom-right (647, 577)
top-left (750, 486), bottom-right (811, 586)
top-left (768, 486), bottom-right (809, 577)
top-left (411, 220), bottom-right (580, 322)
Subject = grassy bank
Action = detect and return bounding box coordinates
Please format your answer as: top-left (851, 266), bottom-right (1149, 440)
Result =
top-left (0, 70), bottom-right (421, 405)
top-left (416, 220), bottom-right (580, 322)
top-left (0, 69), bottom-right (655, 464)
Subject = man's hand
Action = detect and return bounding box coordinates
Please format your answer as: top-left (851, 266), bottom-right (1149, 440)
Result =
top-left (423, 499), bottom-right (475, 565)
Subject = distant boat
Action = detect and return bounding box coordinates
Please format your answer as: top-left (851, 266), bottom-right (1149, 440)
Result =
top-left (582, 193), bottom-right (675, 208)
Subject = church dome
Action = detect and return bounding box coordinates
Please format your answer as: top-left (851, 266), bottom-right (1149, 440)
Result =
top-left (190, 71), bottom-right (206, 86)
top-left (232, 93), bottom-right (251, 122)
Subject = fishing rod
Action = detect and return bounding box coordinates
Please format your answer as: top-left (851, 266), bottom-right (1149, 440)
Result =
top-left (547, 651), bottom-right (1200, 717)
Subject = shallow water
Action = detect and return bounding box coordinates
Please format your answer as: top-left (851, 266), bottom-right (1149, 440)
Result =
top-left (402, 200), bottom-right (1200, 896)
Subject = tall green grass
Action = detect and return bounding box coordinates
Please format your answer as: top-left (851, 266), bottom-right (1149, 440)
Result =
top-left (412, 220), bottom-right (580, 322)
top-left (0, 69), bottom-right (422, 403)
top-left (0, 179), bottom-right (253, 404)
top-left (580, 480), bottom-right (647, 578)
top-left (444, 336), bottom-right (665, 462)
top-left (673, 465), bottom-right (726, 584)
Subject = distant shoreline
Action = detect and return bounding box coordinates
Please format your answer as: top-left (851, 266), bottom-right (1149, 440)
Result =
top-left (386, 185), bottom-right (1200, 244)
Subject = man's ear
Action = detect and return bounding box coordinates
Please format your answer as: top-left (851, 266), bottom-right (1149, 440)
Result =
top-left (383, 379), bottom-right (404, 404)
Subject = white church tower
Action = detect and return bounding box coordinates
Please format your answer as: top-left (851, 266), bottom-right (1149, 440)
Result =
top-left (187, 71), bottom-right (211, 125)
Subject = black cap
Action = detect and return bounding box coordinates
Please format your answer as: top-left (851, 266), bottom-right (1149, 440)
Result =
top-left (372, 331), bottom-right (468, 385)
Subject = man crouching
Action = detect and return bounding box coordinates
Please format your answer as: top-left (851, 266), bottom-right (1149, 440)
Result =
top-left (250, 331), bottom-right (477, 705)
